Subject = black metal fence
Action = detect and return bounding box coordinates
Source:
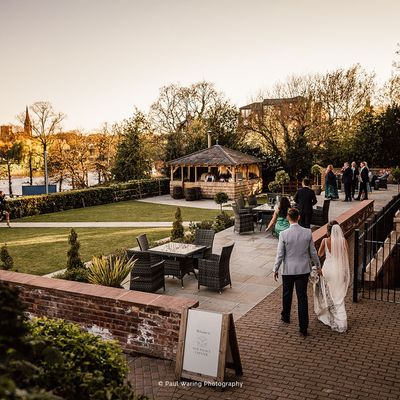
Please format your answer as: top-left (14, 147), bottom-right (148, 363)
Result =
top-left (353, 193), bottom-right (400, 303)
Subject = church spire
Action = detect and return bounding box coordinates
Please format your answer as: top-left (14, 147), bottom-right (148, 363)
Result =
top-left (24, 105), bottom-right (32, 136)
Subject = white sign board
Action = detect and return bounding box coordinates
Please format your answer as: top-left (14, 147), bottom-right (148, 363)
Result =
top-left (182, 309), bottom-right (223, 378)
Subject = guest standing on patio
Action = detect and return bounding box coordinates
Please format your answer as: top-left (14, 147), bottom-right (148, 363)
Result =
top-left (356, 161), bottom-right (369, 201)
top-left (265, 196), bottom-right (290, 237)
top-left (325, 165), bottom-right (339, 200)
top-left (341, 162), bottom-right (353, 202)
top-left (273, 208), bottom-right (321, 336)
top-left (351, 161), bottom-right (359, 199)
top-left (293, 178), bottom-right (317, 229)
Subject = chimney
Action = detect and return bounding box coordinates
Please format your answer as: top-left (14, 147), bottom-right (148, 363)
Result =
top-left (207, 130), bottom-right (212, 148)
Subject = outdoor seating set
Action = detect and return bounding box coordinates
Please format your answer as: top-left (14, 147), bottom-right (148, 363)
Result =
top-left (127, 230), bottom-right (234, 294)
top-left (232, 195), bottom-right (331, 234)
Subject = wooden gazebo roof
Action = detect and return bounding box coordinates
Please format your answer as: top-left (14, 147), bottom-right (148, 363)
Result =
top-left (166, 145), bottom-right (264, 167)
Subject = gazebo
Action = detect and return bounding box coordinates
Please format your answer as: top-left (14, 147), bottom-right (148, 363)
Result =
top-left (167, 144), bottom-right (264, 200)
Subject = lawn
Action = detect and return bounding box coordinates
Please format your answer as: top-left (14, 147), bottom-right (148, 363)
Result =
top-left (16, 200), bottom-right (227, 223)
top-left (3, 227), bottom-right (171, 276)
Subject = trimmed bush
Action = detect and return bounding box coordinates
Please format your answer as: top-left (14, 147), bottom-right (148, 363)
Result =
top-left (29, 317), bottom-right (135, 400)
top-left (171, 207), bottom-right (184, 241)
top-left (0, 244), bottom-right (14, 270)
top-left (7, 178), bottom-right (169, 219)
top-left (214, 192), bottom-right (229, 212)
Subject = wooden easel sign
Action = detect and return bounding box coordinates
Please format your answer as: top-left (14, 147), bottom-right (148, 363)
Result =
top-left (175, 308), bottom-right (242, 385)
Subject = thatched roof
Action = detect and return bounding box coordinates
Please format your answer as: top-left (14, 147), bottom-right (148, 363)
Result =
top-left (166, 145), bottom-right (264, 167)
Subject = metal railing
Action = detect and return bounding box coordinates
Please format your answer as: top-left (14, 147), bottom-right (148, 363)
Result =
top-left (353, 193), bottom-right (400, 303)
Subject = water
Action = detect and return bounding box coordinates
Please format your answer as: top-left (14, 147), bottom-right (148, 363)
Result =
top-left (0, 172), bottom-right (99, 196)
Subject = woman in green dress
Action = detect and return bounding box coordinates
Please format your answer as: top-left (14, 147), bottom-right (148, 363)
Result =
top-left (265, 196), bottom-right (291, 238)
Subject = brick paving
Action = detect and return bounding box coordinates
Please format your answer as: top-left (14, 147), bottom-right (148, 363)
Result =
top-left (127, 287), bottom-right (400, 400)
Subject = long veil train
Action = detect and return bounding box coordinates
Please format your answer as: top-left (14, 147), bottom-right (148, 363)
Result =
top-left (312, 225), bottom-right (350, 332)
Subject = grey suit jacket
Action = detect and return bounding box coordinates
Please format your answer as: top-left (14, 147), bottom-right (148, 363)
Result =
top-left (273, 223), bottom-right (320, 275)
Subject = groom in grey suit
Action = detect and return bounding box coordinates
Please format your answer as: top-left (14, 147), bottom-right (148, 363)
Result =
top-left (273, 208), bottom-right (321, 336)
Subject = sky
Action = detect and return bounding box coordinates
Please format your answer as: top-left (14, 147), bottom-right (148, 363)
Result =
top-left (0, 0), bottom-right (399, 131)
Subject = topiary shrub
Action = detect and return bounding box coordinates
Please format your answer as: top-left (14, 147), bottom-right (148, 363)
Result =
top-left (0, 244), bottom-right (14, 270)
top-left (214, 192), bottom-right (229, 212)
top-left (171, 207), bottom-right (184, 241)
top-left (275, 170), bottom-right (290, 194)
top-left (55, 229), bottom-right (88, 282)
top-left (29, 317), bottom-right (136, 400)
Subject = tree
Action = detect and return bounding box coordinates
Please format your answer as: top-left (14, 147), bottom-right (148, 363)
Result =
top-left (171, 207), bottom-right (184, 241)
top-left (239, 75), bottom-right (322, 178)
top-left (150, 81), bottom-right (242, 160)
top-left (28, 102), bottom-right (65, 194)
top-left (111, 111), bottom-right (152, 182)
top-left (350, 105), bottom-right (400, 167)
top-left (240, 66), bottom-right (376, 176)
top-left (91, 123), bottom-right (117, 184)
top-left (0, 131), bottom-right (23, 196)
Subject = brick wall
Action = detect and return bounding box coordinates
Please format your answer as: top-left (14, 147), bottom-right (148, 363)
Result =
top-left (0, 271), bottom-right (198, 360)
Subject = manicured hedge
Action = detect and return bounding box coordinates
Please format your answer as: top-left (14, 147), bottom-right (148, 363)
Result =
top-left (8, 178), bottom-right (170, 219)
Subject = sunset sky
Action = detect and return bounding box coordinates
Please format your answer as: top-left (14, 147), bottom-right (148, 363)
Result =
top-left (1, 0), bottom-right (399, 131)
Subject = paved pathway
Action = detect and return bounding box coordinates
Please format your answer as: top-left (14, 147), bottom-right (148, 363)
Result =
top-left (127, 288), bottom-right (400, 400)
top-left (0, 221), bottom-right (193, 228)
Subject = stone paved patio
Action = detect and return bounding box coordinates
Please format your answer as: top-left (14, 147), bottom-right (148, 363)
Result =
top-left (131, 186), bottom-right (398, 320)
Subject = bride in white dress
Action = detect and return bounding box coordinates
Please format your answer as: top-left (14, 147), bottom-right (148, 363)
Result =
top-left (312, 221), bottom-right (350, 332)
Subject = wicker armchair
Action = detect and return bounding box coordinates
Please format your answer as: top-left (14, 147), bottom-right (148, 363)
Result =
top-left (235, 196), bottom-right (253, 214)
top-left (136, 234), bottom-right (149, 251)
top-left (311, 199), bottom-right (330, 227)
top-left (232, 204), bottom-right (254, 234)
top-left (198, 243), bottom-right (234, 294)
top-left (127, 249), bottom-right (165, 293)
top-left (194, 229), bottom-right (215, 258)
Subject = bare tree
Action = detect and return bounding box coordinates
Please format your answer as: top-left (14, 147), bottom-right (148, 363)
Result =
top-left (29, 102), bottom-right (65, 194)
top-left (149, 81), bottom-right (224, 134)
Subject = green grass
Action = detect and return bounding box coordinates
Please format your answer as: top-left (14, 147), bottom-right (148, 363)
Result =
top-left (3, 227), bottom-right (171, 276)
top-left (17, 200), bottom-right (227, 223)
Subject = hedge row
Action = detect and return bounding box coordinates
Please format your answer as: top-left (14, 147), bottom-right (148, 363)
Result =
top-left (8, 178), bottom-right (170, 219)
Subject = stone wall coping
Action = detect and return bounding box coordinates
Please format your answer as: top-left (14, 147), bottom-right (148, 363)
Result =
top-left (0, 270), bottom-right (198, 313)
top-left (312, 200), bottom-right (374, 245)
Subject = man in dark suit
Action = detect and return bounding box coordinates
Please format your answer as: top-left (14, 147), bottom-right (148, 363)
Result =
top-left (341, 162), bottom-right (353, 202)
top-left (356, 161), bottom-right (369, 200)
top-left (293, 178), bottom-right (317, 229)
top-left (351, 161), bottom-right (359, 199)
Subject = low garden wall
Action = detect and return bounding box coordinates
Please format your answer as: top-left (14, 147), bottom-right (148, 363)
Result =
top-left (0, 270), bottom-right (198, 360)
top-left (7, 178), bottom-right (170, 219)
top-left (312, 200), bottom-right (374, 248)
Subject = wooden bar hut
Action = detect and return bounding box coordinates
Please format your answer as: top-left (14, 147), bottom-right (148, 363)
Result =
top-left (167, 144), bottom-right (264, 200)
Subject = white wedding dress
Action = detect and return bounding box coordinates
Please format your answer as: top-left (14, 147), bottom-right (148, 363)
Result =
top-left (312, 225), bottom-right (350, 333)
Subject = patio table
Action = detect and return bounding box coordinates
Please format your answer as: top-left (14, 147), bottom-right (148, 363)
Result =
top-left (253, 204), bottom-right (275, 231)
top-left (147, 242), bottom-right (206, 287)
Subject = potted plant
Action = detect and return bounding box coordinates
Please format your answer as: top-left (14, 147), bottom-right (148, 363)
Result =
top-left (275, 170), bottom-right (290, 195)
top-left (311, 164), bottom-right (323, 195)
top-left (214, 192), bottom-right (229, 212)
